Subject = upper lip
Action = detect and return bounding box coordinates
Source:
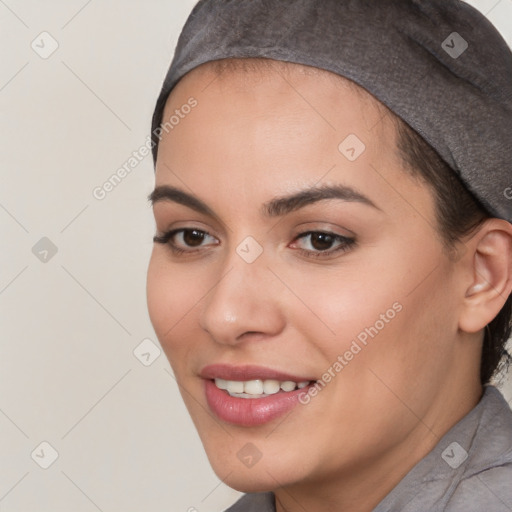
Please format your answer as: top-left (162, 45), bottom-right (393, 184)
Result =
top-left (200, 364), bottom-right (316, 382)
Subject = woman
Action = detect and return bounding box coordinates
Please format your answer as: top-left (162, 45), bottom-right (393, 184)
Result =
top-left (146, 1), bottom-right (512, 510)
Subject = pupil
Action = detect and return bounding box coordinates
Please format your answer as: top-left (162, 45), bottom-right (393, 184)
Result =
top-left (184, 230), bottom-right (205, 247)
top-left (311, 233), bottom-right (334, 251)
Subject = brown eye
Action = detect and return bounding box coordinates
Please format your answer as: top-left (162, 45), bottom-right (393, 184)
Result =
top-left (291, 231), bottom-right (356, 258)
top-left (153, 228), bottom-right (219, 253)
top-left (309, 233), bottom-right (336, 251)
top-left (182, 229), bottom-right (206, 247)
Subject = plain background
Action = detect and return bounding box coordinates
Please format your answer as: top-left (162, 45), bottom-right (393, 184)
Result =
top-left (1, 1), bottom-right (511, 511)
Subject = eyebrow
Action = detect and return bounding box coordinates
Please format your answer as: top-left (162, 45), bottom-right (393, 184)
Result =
top-left (148, 185), bottom-right (217, 218)
top-left (262, 184), bottom-right (379, 217)
top-left (148, 183), bottom-right (379, 218)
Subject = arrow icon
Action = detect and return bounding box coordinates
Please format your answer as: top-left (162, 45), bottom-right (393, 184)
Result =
top-left (441, 32), bottom-right (468, 59)
top-left (339, 134), bottom-right (365, 161)
top-left (31, 441), bottom-right (59, 469)
top-left (31, 31), bottom-right (59, 60)
top-left (236, 237), bottom-right (263, 263)
top-left (32, 237), bottom-right (58, 262)
top-left (237, 442), bottom-right (263, 467)
top-left (441, 441), bottom-right (467, 468)
top-left (134, 338), bottom-right (161, 366)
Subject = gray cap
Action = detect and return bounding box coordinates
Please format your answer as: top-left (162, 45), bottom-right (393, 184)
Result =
top-left (151, 0), bottom-right (512, 221)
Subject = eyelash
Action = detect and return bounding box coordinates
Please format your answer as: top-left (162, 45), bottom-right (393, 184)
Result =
top-left (153, 229), bottom-right (218, 256)
top-left (292, 231), bottom-right (356, 258)
top-left (153, 228), bottom-right (356, 259)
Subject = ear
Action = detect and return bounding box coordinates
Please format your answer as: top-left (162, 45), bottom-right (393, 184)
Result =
top-left (459, 219), bottom-right (512, 334)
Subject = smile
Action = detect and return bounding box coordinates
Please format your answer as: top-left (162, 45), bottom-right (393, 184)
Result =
top-left (200, 364), bottom-right (317, 426)
top-left (214, 378), bottom-right (311, 398)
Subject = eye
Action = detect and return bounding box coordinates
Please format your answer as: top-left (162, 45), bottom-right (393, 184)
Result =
top-left (153, 228), bottom-right (219, 254)
top-left (290, 231), bottom-right (355, 257)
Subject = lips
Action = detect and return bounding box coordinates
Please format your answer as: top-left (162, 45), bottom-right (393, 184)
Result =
top-left (200, 364), bottom-right (317, 426)
top-left (200, 364), bottom-right (316, 382)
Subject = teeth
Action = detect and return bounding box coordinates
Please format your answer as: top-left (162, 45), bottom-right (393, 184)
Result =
top-left (215, 378), bottom-right (229, 390)
top-left (280, 381), bottom-right (296, 392)
top-left (214, 378), bottom-right (312, 397)
top-left (244, 380), bottom-right (263, 394)
top-left (226, 380), bottom-right (244, 394)
top-left (263, 380), bottom-right (280, 394)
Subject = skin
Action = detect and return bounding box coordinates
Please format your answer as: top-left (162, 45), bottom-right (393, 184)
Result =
top-left (146, 62), bottom-right (512, 512)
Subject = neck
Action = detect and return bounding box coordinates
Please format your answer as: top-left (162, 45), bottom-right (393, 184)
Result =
top-left (274, 379), bottom-right (482, 512)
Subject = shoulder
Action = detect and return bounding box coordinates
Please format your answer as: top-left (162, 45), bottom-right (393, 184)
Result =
top-left (374, 386), bottom-right (512, 512)
top-left (446, 464), bottom-right (512, 511)
top-left (444, 386), bottom-right (512, 511)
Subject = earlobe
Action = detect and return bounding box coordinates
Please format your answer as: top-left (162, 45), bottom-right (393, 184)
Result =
top-left (459, 219), bottom-right (512, 334)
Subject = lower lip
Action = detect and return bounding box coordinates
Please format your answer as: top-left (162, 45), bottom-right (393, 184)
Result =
top-left (204, 379), bottom-right (311, 427)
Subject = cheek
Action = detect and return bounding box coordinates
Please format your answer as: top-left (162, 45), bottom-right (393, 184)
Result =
top-left (146, 253), bottom-right (200, 352)
top-left (282, 242), bottom-right (455, 384)
top-left (331, 256), bottom-right (459, 411)
top-left (280, 259), bottom-right (404, 354)
top-left (147, 254), bottom-right (172, 335)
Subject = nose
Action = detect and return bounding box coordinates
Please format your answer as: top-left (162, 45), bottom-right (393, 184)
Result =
top-left (198, 254), bottom-right (286, 346)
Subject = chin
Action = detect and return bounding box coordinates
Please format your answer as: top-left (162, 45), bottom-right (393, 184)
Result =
top-left (216, 468), bottom-right (282, 494)
top-left (204, 445), bottom-right (306, 493)
top-left (224, 477), bottom-right (274, 494)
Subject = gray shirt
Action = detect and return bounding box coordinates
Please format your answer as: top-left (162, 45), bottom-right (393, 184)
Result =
top-left (225, 385), bottom-right (512, 511)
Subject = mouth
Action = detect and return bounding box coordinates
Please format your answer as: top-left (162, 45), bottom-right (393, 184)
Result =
top-left (214, 378), bottom-right (313, 398)
top-left (200, 364), bottom-right (317, 426)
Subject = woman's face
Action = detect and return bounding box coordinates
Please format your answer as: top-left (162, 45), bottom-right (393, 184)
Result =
top-left (147, 63), bottom-right (471, 493)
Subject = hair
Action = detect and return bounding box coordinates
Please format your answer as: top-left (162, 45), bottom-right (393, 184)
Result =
top-left (174, 57), bottom-right (512, 384)
top-left (395, 121), bottom-right (512, 384)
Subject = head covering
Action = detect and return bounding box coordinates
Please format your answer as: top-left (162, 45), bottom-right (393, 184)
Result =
top-left (151, 0), bottom-right (512, 222)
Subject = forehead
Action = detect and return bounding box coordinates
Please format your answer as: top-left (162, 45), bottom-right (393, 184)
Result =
top-left (165, 59), bottom-right (393, 134)
top-left (158, 60), bottom-right (397, 170)
top-left (154, 59), bottom-right (436, 230)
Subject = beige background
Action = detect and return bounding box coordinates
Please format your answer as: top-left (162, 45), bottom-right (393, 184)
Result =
top-left (1, 1), bottom-right (511, 511)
